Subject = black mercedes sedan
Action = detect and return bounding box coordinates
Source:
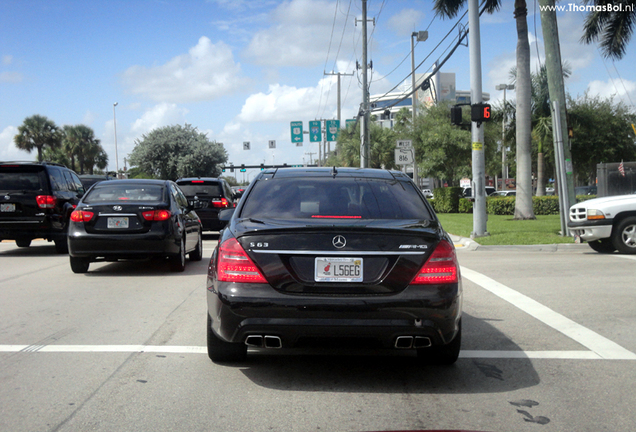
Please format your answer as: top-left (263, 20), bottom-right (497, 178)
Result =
top-left (206, 167), bottom-right (462, 364)
top-left (68, 179), bottom-right (203, 273)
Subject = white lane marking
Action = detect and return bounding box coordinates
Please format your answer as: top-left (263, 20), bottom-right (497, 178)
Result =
top-left (0, 345), bottom-right (621, 359)
top-left (461, 267), bottom-right (636, 360)
top-left (613, 254), bottom-right (636, 261)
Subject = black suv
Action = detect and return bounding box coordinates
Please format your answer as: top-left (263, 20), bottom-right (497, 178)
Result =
top-left (176, 177), bottom-right (237, 232)
top-left (0, 161), bottom-right (85, 252)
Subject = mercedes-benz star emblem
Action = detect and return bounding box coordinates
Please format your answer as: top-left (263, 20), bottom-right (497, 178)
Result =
top-left (113, 205), bottom-right (123, 211)
top-left (332, 235), bottom-right (346, 249)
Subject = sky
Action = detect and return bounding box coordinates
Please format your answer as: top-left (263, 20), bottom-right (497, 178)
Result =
top-left (1, 0), bottom-right (635, 182)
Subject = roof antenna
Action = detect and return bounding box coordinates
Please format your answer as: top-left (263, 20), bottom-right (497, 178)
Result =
top-left (331, 166), bottom-right (338, 177)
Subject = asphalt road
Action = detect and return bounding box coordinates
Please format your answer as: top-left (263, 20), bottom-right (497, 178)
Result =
top-left (0, 238), bottom-right (634, 432)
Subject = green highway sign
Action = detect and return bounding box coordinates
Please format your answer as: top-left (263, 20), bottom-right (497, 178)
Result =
top-left (326, 119), bottom-right (340, 141)
top-left (309, 120), bottom-right (322, 142)
top-left (290, 121), bottom-right (303, 143)
top-left (345, 119), bottom-right (356, 129)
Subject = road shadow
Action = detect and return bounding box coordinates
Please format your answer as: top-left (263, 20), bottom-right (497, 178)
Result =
top-left (221, 313), bottom-right (539, 394)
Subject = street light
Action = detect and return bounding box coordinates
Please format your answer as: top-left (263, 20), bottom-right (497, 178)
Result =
top-left (495, 84), bottom-right (514, 190)
top-left (113, 102), bottom-right (119, 178)
top-left (411, 30), bottom-right (428, 189)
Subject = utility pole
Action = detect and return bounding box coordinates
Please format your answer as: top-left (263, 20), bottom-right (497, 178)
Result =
top-left (468, 0), bottom-right (488, 238)
top-left (324, 71), bottom-right (354, 155)
top-left (357, 0), bottom-right (373, 168)
top-left (539, 0), bottom-right (575, 235)
top-left (305, 151), bottom-right (316, 165)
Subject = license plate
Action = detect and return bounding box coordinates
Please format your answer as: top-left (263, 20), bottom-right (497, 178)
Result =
top-left (315, 257), bottom-right (363, 282)
top-left (1, 203), bottom-right (16, 212)
top-left (107, 217), bottom-right (129, 228)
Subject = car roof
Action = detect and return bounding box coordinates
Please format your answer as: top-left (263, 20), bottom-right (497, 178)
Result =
top-left (259, 167), bottom-right (410, 180)
top-left (176, 177), bottom-right (221, 182)
top-left (93, 179), bottom-right (169, 186)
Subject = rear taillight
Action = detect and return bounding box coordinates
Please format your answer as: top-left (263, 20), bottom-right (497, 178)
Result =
top-left (142, 210), bottom-right (172, 221)
top-left (70, 210), bottom-right (94, 222)
top-left (211, 198), bottom-right (229, 208)
top-left (411, 240), bottom-right (459, 285)
top-left (36, 195), bottom-right (56, 209)
top-left (217, 238), bottom-right (267, 283)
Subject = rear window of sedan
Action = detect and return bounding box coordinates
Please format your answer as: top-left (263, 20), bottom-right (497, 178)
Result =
top-left (177, 181), bottom-right (223, 197)
top-left (240, 177), bottom-right (433, 220)
top-left (83, 184), bottom-right (165, 203)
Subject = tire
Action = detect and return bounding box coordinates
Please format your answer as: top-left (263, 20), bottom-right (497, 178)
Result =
top-left (54, 238), bottom-right (69, 254)
top-left (587, 238), bottom-right (616, 254)
top-left (417, 320), bottom-right (461, 366)
top-left (15, 239), bottom-right (32, 248)
top-left (189, 230), bottom-right (203, 261)
top-left (170, 236), bottom-right (186, 272)
top-left (207, 315), bottom-right (247, 363)
top-left (611, 216), bottom-right (636, 254)
top-left (70, 256), bottom-right (90, 273)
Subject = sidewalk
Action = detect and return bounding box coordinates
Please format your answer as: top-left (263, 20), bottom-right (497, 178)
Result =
top-left (449, 233), bottom-right (587, 252)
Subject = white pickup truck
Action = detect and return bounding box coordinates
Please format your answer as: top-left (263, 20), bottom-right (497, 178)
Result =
top-left (568, 194), bottom-right (636, 254)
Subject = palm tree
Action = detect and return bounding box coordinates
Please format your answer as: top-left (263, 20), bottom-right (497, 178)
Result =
top-left (13, 115), bottom-right (61, 162)
top-left (581, 0), bottom-right (636, 60)
top-left (433, 0), bottom-right (535, 219)
top-left (62, 125), bottom-right (81, 171)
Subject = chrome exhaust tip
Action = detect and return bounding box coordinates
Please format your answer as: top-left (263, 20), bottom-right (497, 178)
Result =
top-left (245, 335), bottom-right (264, 348)
top-left (395, 336), bottom-right (414, 349)
top-left (413, 336), bottom-right (432, 348)
top-left (264, 335), bottom-right (282, 349)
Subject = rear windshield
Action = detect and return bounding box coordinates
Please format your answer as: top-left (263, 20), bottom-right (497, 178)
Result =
top-left (84, 184), bottom-right (165, 203)
top-left (177, 181), bottom-right (223, 197)
top-left (240, 177), bottom-right (432, 220)
top-left (0, 167), bottom-right (46, 192)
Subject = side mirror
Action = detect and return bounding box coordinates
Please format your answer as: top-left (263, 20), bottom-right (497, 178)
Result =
top-left (219, 208), bottom-right (235, 222)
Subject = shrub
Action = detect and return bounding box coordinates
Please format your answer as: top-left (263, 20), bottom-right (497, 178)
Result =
top-left (432, 187), bottom-right (462, 213)
top-left (487, 197), bottom-right (516, 215)
top-left (458, 198), bottom-right (473, 213)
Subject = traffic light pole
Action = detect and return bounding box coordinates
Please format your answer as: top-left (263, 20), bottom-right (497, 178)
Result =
top-left (469, 0), bottom-right (488, 238)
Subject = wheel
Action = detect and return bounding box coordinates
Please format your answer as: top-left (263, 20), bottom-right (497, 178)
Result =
top-left (170, 236), bottom-right (186, 272)
top-left (587, 238), bottom-right (616, 253)
top-left (70, 256), bottom-right (90, 273)
top-left (15, 239), bottom-right (31, 248)
top-left (611, 216), bottom-right (636, 254)
top-left (54, 238), bottom-right (69, 254)
top-left (207, 315), bottom-right (247, 363)
top-left (189, 230), bottom-right (203, 261)
top-left (417, 320), bottom-right (461, 366)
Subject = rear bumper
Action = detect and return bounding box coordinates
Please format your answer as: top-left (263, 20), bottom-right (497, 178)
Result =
top-left (207, 280), bottom-right (462, 349)
top-left (197, 209), bottom-right (226, 231)
top-left (0, 220), bottom-right (64, 241)
top-left (68, 230), bottom-right (179, 258)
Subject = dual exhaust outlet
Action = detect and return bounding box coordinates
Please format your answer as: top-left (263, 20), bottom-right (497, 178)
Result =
top-left (395, 336), bottom-right (432, 349)
top-left (245, 335), bottom-right (282, 349)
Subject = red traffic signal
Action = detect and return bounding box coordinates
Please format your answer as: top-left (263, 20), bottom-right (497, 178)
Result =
top-left (471, 103), bottom-right (491, 123)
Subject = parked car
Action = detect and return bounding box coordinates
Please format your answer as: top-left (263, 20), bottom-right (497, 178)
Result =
top-left (568, 194), bottom-right (636, 254)
top-left (490, 190), bottom-right (516, 197)
top-left (0, 161), bottom-right (84, 252)
top-left (574, 185), bottom-right (597, 196)
top-left (206, 167), bottom-right (462, 364)
top-left (462, 186), bottom-right (496, 201)
top-left (176, 177), bottom-right (237, 232)
top-left (78, 174), bottom-right (115, 190)
top-left (421, 188), bottom-right (434, 199)
top-left (67, 179), bottom-right (203, 273)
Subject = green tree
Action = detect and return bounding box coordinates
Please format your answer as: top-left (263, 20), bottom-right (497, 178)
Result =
top-left (581, 0), bottom-right (636, 60)
top-left (415, 102), bottom-right (472, 185)
top-left (568, 94), bottom-right (636, 184)
top-left (128, 124), bottom-right (227, 180)
top-left (332, 120), bottom-right (399, 169)
top-left (13, 115), bottom-right (61, 162)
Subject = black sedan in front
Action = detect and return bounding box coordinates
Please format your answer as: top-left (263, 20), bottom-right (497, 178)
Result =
top-left (68, 179), bottom-right (202, 273)
top-left (206, 167), bottom-right (462, 364)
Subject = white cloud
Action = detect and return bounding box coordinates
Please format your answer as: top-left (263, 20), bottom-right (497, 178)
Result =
top-left (243, 0), bottom-right (353, 67)
top-left (130, 103), bottom-right (190, 135)
top-left (0, 71), bottom-right (22, 83)
top-left (0, 126), bottom-right (29, 161)
top-left (587, 79), bottom-right (636, 102)
top-left (82, 110), bottom-right (97, 126)
top-left (387, 9), bottom-right (425, 37)
top-left (552, 13), bottom-right (595, 71)
top-left (2, 55), bottom-right (13, 65)
top-left (122, 36), bottom-right (249, 103)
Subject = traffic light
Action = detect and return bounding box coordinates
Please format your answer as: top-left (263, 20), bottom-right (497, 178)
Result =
top-left (450, 106), bottom-right (463, 125)
top-left (222, 167), bottom-right (226, 172)
top-left (260, 163), bottom-right (265, 170)
top-left (240, 164), bottom-right (246, 172)
top-left (471, 103), bottom-right (491, 123)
